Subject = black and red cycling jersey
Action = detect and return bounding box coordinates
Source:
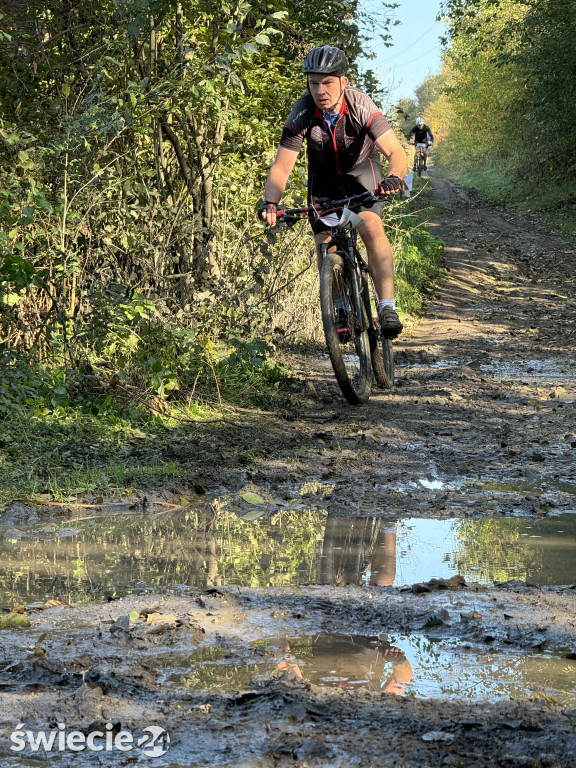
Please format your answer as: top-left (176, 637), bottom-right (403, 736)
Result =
top-left (280, 85), bottom-right (392, 179)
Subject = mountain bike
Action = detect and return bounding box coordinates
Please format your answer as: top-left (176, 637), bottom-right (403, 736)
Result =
top-left (410, 142), bottom-right (427, 176)
top-left (276, 191), bottom-right (395, 405)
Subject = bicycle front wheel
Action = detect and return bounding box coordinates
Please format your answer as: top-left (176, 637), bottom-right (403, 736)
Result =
top-left (361, 274), bottom-right (395, 389)
top-left (320, 251), bottom-right (372, 405)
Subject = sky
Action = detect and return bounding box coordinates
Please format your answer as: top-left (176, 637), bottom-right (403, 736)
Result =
top-left (360, 0), bottom-right (447, 109)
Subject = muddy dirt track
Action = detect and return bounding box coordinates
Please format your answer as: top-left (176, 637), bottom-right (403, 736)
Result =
top-left (2, 177), bottom-right (576, 767)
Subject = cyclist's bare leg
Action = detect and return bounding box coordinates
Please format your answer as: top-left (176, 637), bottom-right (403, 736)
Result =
top-left (357, 210), bottom-right (395, 301)
top-left (314, 231), bottom-right (344, 300)
top-left (314, 231), bottom-right (336, 271)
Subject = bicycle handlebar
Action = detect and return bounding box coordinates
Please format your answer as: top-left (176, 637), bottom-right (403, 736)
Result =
top-left (276, 189), bottom-right (380, 223)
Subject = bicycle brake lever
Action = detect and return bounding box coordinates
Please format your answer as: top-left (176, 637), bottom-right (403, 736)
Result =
top-left (278, 213), bottom-right (299, 228)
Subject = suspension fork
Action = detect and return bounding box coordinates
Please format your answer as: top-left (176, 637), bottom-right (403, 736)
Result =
top-left (323, 230), bottom-right (365, 332)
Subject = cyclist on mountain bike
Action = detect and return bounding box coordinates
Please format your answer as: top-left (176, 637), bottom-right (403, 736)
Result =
top-left (408, 117), bottom-right (434, 171)
top-left (259, 45), bottom-right (408, 339)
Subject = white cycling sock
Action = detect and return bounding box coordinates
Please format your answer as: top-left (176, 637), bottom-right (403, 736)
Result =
top-left (379, 299), bottom-right (396, 312)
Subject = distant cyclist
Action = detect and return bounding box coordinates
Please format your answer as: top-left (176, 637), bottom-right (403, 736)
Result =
top-left (259, 45), bottom-right (408, 339)
top-left (408, 117), bottom-right (434, 171)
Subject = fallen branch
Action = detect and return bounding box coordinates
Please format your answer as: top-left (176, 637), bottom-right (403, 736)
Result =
top-left (13, 499), bottom-right (182, 510)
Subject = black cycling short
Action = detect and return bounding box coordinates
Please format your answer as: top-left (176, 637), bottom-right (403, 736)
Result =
top-left (308, 160), bottom-right (384, 235)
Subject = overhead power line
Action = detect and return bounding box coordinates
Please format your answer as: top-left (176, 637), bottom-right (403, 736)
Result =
top-left (389, 44), bottom-right (442, 70)
top-left (371, 21), bottom-right (441, 64)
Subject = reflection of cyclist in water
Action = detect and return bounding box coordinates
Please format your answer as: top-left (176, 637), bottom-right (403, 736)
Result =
top-left (320, 515), bottom-right (397, 586)
top-left (274, 634), bottom-right (412, 695)
top-left (299, 517), bottom-right (410, 692)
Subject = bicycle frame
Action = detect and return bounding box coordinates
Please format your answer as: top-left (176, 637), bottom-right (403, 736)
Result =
top-left (276, 191), bottom-right (377, 337)
top-left (322, 224), bottom-right (368, 336)
top-left (276, 191), bottom-right (380, 316)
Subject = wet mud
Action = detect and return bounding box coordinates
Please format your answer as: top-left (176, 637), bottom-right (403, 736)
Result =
top-left (2, 176), bottom-right (576, 766)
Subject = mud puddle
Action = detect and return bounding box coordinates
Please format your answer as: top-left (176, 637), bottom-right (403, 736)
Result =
top-left (393, 468), bottom-right (576, 495)
top-left (479, 359), bottom-right (576, 385)
top-left (3, 510), bottom-right (576, 605)
top-left (403, 357), bottom-right (576, 386)
top-left (3, 177), bottom-right (576, 766)
top-left (159, 632), bottom-right (576, 707)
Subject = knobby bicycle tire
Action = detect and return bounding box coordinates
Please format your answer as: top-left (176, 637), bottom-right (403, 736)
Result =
top-left (361, 273), bottom-right (395, 390)
top-left (417, 152), bottom-right (424, 176)
top-left (320, 251), bottom-right (372, 405)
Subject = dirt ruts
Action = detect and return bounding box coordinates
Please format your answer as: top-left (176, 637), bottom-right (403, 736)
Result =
top-left (2, 176), bottom-right (576, 767)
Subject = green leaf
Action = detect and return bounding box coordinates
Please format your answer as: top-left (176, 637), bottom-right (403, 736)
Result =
top-left (242, 508), bottom-right (268, 521)
top-left (0, 252), bottom-right (42, 291)
top-left (18, 206), bottom-right (35, 225)
top-left (240, 491), bottom-right (265, 504)
top-left (243, 42), bottom-right (259, 54)
top-left (229, 72), bottom-right (244, 92)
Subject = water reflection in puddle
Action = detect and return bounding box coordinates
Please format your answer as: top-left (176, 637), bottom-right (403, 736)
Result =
top-left (397, 470), bottom-right (576, 496)
top-left (320, 515), bottom-right (576, 588)
top-left (404, 357), bottom-right (576, 385)
top-left (480, 359), bottom-right (576, 384)
top-left (2, 510), bottom-right (576, 603)
top-left (418, 479), bottom-right (446, 491)
top-left (405, 360), bottom-right (460, 370)
top-left (163, 633), bottom-right (576, 706)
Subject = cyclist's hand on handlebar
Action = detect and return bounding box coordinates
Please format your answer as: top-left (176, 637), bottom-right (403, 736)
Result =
top-left (258, 200), bottom-right (280, 226)
top-left (376, 174), bottom-right (403, 197)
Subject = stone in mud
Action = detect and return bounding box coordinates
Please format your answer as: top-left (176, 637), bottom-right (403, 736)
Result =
top-left (429, 575), bottom-right (467, 589)
top-left (422, 730), bottom-right (456, 742)
top-left (413, 575), bottom-right (467, 593)
top-left (424, 609), bottom-right (451, 627)
top-left (109, 614), bottom-right (130, 634)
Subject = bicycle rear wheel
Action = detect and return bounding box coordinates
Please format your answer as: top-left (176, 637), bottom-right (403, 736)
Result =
top-left (362, 274), bottom-right (395, 389)
top-left (320, 251), bottom-right (372, 405)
